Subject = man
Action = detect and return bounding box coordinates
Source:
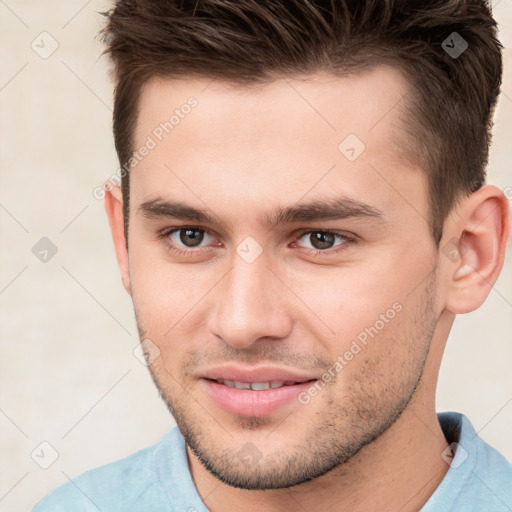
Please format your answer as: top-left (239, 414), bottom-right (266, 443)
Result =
top-left (34, 1), bottom-right (511, 511)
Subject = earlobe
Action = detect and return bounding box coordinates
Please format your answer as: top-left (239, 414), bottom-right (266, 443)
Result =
top-left (104, 183), bottom-right (132, 294)
top-left (444, 185), bottom-right (510, 314)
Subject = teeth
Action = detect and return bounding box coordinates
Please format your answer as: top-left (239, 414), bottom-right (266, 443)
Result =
top-left (217, 379), bottom-right (293, 390)
top-left (250, 382), bottom-right (270, 390)
top-left (234, 381), bottom-right (251, 390)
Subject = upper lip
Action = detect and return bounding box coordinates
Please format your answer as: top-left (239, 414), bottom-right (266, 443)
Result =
top-left (202, 365), bottom-right (319, 383)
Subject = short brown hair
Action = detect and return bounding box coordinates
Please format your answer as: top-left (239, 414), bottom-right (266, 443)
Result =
top-left (100, 0), bottom-right (503, 246)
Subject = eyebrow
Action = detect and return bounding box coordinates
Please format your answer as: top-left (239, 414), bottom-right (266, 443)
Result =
top-left (138, 195), bottom-right (384, 229)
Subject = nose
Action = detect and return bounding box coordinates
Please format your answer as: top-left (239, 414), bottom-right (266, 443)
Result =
top-left (207, 249), bottom-right (293, 350)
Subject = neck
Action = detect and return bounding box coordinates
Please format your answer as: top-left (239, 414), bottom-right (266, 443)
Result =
top-left (186, 400), bottom-right (450, 512)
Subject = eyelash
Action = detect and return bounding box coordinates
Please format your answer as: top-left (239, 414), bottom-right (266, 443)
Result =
top-left (157, 226), bottom-right (356, 257)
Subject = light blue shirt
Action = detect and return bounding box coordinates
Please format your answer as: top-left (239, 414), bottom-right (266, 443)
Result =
top-left (32, 412), bottom-right (512, 511)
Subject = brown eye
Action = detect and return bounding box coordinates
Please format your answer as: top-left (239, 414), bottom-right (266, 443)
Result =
top-left (309, 231), bottom-right (335, 250)
top-left (178, 228), bottom-right (205, 247)
top-left (163, 227), bottom-right (215, 252)
top-left (296, 230), bottom-right (351, 251)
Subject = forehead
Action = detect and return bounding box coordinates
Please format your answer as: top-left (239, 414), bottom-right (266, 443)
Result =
top-left (130, 66), bottom-right (426, 230)
top-left (135, 65), bottom-right (413, 149)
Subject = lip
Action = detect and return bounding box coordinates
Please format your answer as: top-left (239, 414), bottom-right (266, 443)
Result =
top-left (200, 365), bottom-right (318, 417)
top-left (202, 364), bottom-right (318, 384)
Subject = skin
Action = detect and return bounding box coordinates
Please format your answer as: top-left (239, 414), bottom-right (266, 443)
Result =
top-left (105, 66), bottom-right (510, 512)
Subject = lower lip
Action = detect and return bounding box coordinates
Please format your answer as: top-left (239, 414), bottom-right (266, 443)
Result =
top-left (201, 379), bottom-right (317, 417)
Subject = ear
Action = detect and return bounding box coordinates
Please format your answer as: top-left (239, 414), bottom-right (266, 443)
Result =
top-left (444, 185), bottom-right (510, 314)
top-left (104, 183), bottom-right (131, 294)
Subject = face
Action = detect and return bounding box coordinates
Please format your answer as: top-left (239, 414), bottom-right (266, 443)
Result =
top-left (125, 67), bottom-right (442, 489)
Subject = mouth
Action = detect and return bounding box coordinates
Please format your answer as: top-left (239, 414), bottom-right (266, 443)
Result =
top-left (208, 378), bottom-right (313, 390)
top-left (200, 368), bottom-right (318, 417)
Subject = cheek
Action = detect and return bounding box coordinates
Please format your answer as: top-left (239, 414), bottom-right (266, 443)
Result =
top-left (129, 247), bottom-right (217, 339)
top-left (319, 305), bottom-right (426, 411)
top-left (289, 248), bottom-right (429, 369)
top-left (291, 263), bottom-right (407, 340)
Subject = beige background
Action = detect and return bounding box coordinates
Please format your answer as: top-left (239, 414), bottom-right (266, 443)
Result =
top-left (0, 1), bottom-right (511, 511)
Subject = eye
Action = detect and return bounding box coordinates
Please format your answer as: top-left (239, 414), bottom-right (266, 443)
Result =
top-left (295, 230), bottom-right (352, 252)
top-left (159, 226), bottom-right (217, 254)
top-left (171, 227), bottom-right (210, 247)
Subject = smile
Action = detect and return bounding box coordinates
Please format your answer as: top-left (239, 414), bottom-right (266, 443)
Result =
top-left (213, 379), bottom-right (303, 390)
top-left (202, 378), bottom-right (318, 417)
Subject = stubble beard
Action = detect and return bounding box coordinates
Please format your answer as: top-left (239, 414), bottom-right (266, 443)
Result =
top-left (136, 271), bottom-right (439, 490)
